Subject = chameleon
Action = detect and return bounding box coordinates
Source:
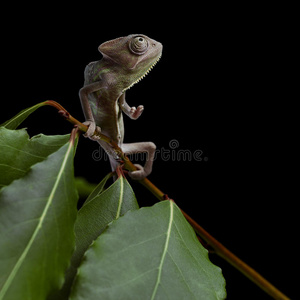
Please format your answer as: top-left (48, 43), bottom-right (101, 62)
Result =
top-left (79, 34), bottom-right (163, 180)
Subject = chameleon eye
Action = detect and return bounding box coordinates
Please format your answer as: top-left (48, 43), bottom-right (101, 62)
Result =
top-left (129, 36), bottom-right (149, 55)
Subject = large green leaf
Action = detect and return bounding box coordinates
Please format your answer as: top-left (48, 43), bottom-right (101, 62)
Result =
top-left (70, 200), bottom-right (226, 300)
top-left (55, 175), bottom-right (139, 299)
top-left (0, 135), bottom-right (78, 300)
top-left (0, 127), bottom-right (70, 189)
top-left (1, 102), bottom-right (47, 130)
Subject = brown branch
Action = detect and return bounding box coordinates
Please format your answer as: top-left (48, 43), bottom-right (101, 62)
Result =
top-left (45, 100), bottom-right (290, 300)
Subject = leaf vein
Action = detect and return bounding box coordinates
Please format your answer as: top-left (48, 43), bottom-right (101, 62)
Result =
top-left (115, 177), bottom-right (124, 219)
top-left (150, 201), bottom-right (174, 300)
top-left (167, 251), bottom-right (197, 299)
top-left (0, 144), bottom-right (46, 160)
top-left (173, 219), bottom-right (220, 298)
top-left (0, 164), bottom-right (26, 173)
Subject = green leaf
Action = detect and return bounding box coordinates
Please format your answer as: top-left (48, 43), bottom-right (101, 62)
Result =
top-left (0, 127), bottom-right (70, 189)
top-left (1, 102), bottom-right (47, 129)
top-left (0, 136), bottom-right (78, 300)
top-left (55, 175), bottom-right (139, 299)
top-left (70, 200), bottom-right (226, 300)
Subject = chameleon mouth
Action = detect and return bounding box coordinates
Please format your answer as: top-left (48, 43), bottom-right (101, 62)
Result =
top-left (122, 54), bottom-right (161, 92)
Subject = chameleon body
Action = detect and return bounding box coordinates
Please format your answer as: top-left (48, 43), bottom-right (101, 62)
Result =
top-left (79, 34), bottom-right (162, 179)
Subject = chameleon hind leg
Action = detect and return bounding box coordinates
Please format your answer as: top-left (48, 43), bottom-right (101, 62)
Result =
top-left (121, 142), bottom-right (156, 180)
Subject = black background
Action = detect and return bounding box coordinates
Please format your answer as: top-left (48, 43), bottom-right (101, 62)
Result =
top-left (1, 4), bottom-right (297, 299)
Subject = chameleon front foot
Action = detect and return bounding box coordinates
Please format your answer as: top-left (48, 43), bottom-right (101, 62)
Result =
top-left (129, 105), bottom-right (144, 120)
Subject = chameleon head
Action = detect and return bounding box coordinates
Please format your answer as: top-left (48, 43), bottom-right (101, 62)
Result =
top-left (99, 34), bottom-right (162, 91)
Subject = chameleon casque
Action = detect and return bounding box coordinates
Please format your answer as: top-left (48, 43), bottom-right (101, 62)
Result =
top-left (80, 34), bottom-right (162, 180)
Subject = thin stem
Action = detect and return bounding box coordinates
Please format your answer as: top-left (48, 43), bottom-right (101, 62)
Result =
top-left (44, 100), bottom-right (290, 300)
